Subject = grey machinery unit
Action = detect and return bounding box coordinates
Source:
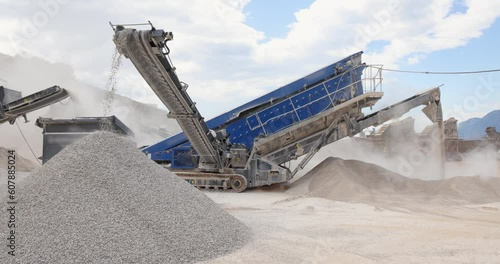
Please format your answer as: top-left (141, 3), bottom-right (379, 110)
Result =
top-left (35, 116), bottom-right (134, 164)
top-left (111, 22), bottom-right (445, 192)
top-left (1, 85), bottom-right (69, 125)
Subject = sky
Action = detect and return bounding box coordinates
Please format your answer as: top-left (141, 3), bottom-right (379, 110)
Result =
top-left (1, 0), bottom-right (499, 128)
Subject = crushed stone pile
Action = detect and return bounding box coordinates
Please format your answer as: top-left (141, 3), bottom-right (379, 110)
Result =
top-left (289, 157), bottom-right (500, 204)
top-left (3, 132), bottom-right (249, 263)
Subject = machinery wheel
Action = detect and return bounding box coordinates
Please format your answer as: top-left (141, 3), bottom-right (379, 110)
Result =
top-left (230, 175), bottom-right (248, 193)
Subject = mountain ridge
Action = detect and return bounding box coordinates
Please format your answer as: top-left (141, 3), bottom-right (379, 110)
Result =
top-left (458, 110), bottom-right (500, 139)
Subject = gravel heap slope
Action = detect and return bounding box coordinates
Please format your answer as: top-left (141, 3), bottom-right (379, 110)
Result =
top-left (7, 132), bottom-right (249, 263)
top-left (290, 157), bottom-right (500, 204)
top-left (0, 146), bottom-right (39, 172)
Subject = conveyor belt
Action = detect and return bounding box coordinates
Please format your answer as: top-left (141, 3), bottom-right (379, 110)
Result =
top-left (113, 27), bottom-right (221, 170)
top-left (0, 85), bottom-right (68, 124)
top-left (355, 87), bottom-right (442, 129)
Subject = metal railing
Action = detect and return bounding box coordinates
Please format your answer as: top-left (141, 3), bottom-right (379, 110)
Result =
top-left (364, 64), bottom-right (384, 93)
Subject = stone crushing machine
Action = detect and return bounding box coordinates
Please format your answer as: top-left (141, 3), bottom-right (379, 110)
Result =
top-left (112, 22), bottom-right (444, 192)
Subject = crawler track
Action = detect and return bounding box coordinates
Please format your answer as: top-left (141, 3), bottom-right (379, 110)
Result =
top-left (173, 171), bottom-right (248, 192)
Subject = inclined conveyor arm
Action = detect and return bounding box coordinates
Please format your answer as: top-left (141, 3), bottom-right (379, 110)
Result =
top-left (113, 26), bottom-right (222, 171)
top-left (0, 85), bottom-right (69, 125)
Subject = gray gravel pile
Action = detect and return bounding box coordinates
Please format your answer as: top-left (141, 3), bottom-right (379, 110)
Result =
top-left (8, 132), bottom-right (250, 263)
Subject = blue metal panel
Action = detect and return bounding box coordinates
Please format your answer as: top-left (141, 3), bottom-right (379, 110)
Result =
top-left (143, 52), bottom-right (365, 163)
top-left (263, 112), bottom-right (296, 135)
top-left (172, 147), bottom-right (196, 168)
top-left (221, 65), bottom-right (366, 149)
top-left (246, 115), bottom-right (260, 130)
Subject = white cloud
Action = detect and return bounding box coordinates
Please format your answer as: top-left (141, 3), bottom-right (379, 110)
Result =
top-left (0, 0), bottom-right (499, 118)
top-left (407, 54), bottom-right (427, 65)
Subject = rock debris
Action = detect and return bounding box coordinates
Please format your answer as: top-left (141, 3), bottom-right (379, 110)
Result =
top-left (6, 131), bottom-right (249, 263)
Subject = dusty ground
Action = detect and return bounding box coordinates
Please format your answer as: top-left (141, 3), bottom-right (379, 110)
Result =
top-left (1, 153), bottom-right (498, 263)
top-left (204, 159), bottom-right (500, 264)
top-left (203, 191), bottom-right (500, 264)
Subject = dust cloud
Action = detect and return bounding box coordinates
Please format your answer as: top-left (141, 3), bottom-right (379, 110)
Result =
top-left (0, 52), bottom-right (180, 162)
top-left (291, 117), bottom-right (498, 183)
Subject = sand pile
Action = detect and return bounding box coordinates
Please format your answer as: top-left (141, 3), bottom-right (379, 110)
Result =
top-left (4, 132), bottom-right (249, 263)
top-left (0, 146), bottom-right (39, 172)
top-left (290, 157), bottom-right (500, 204)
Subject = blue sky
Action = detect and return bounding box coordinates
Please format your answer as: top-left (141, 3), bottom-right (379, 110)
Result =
top-left (244, 0), bottom-right (315, 40)
top-left (243, 0), bottom-right (500, 124)
top-left (385, 17), bottom-right (500, 121)
top-left (1, 0), bottom-right (499, 125)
